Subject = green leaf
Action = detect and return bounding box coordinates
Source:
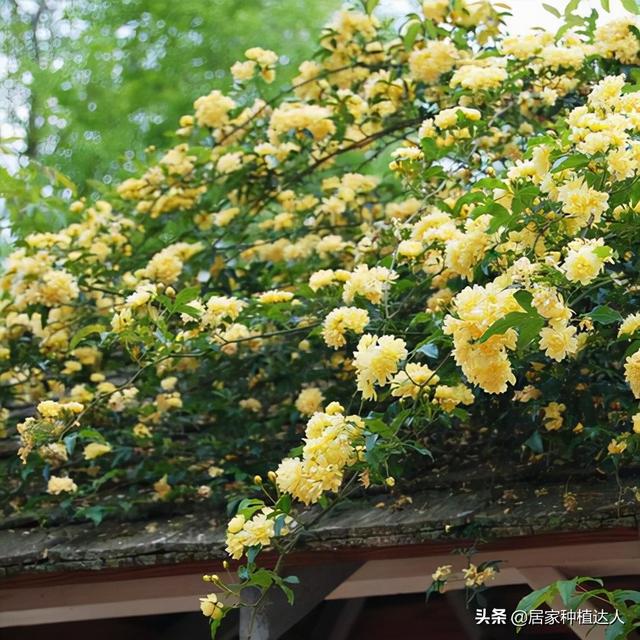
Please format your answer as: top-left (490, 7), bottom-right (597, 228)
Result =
top-left (564, 0), bottom-right (581, 15)
top-left (365, 433), bottom-right (379, 458)
top-left (64, 434), bottom-right (77, 455)
top-left (477, 301), bottom-right (544, 350)
top-left (517, 315), bottom-right (545, 350)
top-left (474, 177), bottom-right (509, 191)
top-left (69, 323), bottom-right (107, 350)
top-left (593, 245), bottom-right (613, 259)
top-left (524, 431), bottom-right (544, 454)
top-left (477, 312), bottom-right (529, 344)
top-left (251, 568), bottom-right (274, 588)
top-left (403, 20), bottom-right (421, 50)
top-left (543, 3), bottom-right (562, 17)
top-left (210, 613), bottom-right (226, 639)
top-left (174, 286), bottom-right (200, 307)
top-left (557, 578), bottom-right (578, 605)
top-left (421, 137), bottom-right (440, 161)
top-left (246, 545), bottom-right (261, 565)
top-left (366, 0), bottom-right (380, 14)
top-left (275, 493), bottom-right (292, 514)
top-left (621, 0), bottom-right (639, 13)
top-left (614, 590), bottom-right (640, 604)
top-left (605, 618), bottom-right (627, 640)
top-left (485, 202), bottom-right (512, 233)
top-left (366, 417), bottom-right (394, 439)
top-left (417, 342), bottom-right (439, 359)
top-left (514, 289), bottom-right (535, 313)
top-left (78, 428), bottom-right (107, 443)
top-left (280, 583), bottom-right (295, 605)
top-left (511, 185), bottom-right (539, 214)
top-left (551, 153), bottom-right (590, 172)
top-left (176, 303), bottom-right (202, 319)
top-left (588, 306), bottom-right (622, 325)
top-left (454, 190), bottom-right (486, 214)
top-left (517, 585), bottom-right (557, 614)
top-left (600, 0), bottom-right (611, 11)
top-left (79, 505), bottom-right (106, 526)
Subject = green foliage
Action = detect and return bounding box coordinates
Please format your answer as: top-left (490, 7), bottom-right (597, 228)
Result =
top-left (0, 0), bottom-right (338, 187)
top-left (517, 578), bottom-right (640, 639)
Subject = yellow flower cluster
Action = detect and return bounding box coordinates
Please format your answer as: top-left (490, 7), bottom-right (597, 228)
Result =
top-left (444, 281), bottom-right (522, 393)
top-left (231, 47), bottom-right (278, 83)
top-left (322, 307), bottom-right (369, 349)
top-left (275, 402), bottom-right (364, 504)
top-left (409, 40), bottom-right (459, 83)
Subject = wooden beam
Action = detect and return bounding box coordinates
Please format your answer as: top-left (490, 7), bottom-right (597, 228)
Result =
top-left (1, 536), bottom-right (638, 629)
top-left (328, 540), bottom-right (640, 599)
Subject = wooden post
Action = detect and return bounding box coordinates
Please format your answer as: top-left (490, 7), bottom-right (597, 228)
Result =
top-left (238, 563), bottom-right (361, 640)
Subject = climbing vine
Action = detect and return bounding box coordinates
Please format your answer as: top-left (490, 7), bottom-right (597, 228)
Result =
top-left (2, 0), bottom-right (640, 636)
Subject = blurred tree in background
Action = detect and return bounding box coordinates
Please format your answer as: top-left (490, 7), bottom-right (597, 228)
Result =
top-left (0, 0), bottom-right (337, 188)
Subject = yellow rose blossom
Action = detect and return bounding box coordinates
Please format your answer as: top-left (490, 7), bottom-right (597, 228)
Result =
top-left (295, 387), bottom-right (324, 416)
top-left (83, 442), bottom-right (112, 460)
top-left (353, 334), bottom-right (408, 400)
top-left (257, 290), bottom-right (294, 304)
top-left (322, 307), bottom-right (369, 349)
top-left (47, 475), bottom-right (78, 495)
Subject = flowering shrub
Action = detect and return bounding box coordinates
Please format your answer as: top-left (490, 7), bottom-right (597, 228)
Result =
top-left (2, 0), bottom-right (640, 634)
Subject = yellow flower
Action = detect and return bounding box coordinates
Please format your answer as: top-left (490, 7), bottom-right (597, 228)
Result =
top-left (625, 351), bottom-right (640, 398)
top-left (322, 307), bottom-right (369, 349)
top-left (295, 387), bottom-right (324, 416)
top-left (353, 334), bottom-right (408, 400)
top-left (432, 564), bottom-right (452, 581)
top-left (83, 442), bottom-right (112, 460)
top-left (39, 270), bottom-right (80, 307)
top-left (153, 475), bottom-right (171, 501)
top-left (608, 439), bottom-right (627, 455)
top-left (409, 40), bottom-right (458, 83)
top-left (200, 593), bottom-right (224, 619)
top-left (257, 290), bottom-right (294, 304)
top-left (227, 514), bottom-right (246, 534)
top-left (397, 240), bottom-right (423, 259)
top-left (342, 265), bottom-right (397, 305)
top-left (47, 475), bottom-right (78, 495)
top-left (37, 400), bottom-right (63, 419)
top-left (231, 60), bottom-right (256, 82)
top-left (450, 64), bottom-right (507, 90)
top-left (443, 281), bottom-right (521, 394)
top-left (556, 178), bottom-right (609, 232)
top-left (619, 313), bottom-right (640, 338)
top-left (561, 239), bottom-right (611, 285)
top-left (542, 402), bottom-right (565, 431)
top-left (391, 363), bottom-right (440, 399)
top-left (423, 0), bottom-right (449, 22)
top-left (239, 398), bottom-right (262, 413)
top-left (538, 323), bottom-right (578, 362)
top-left (193, 90), bottom-right (236, 128)
top-left (433, 384), bottom-right (474, 412)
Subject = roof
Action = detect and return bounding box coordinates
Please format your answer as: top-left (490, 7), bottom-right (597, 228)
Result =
top-left (1, 473), bottom-right (637, 579)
